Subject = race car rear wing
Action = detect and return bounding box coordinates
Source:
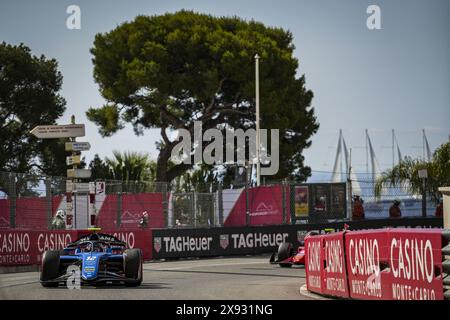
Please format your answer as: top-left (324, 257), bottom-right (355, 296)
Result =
top-left (67, 233), bottom-right (126, 247)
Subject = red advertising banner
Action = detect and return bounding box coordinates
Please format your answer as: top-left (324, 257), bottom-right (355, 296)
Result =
top-left (305, 235), bottom-right (323, 294)
top-left (224, 185), bottom-right (290, 227)
top-left (306, 228), bottom-right (444, 300)
top-left (345, 229), bottom-right (391, 300)
top-left (387, 229), bottom-right (443, 300)
top-left (96, 193), bottom-right (165, 229)
top-left (0, 230), bottom-right (77, 266)
top-left (0, 229), bottom-right (153, 266)
top-left (0, 199), bottom-right (9, 229)
top-left (321, 232), bottom-right (349, 298)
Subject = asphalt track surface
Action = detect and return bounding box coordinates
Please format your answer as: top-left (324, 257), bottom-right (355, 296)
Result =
top-left (0, 255), bottom-right (319, 300)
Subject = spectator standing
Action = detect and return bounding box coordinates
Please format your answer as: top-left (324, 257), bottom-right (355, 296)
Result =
top-left (389, 199), bottom-right (402, 218)
top-left (352, 195), bottom-right (365, 219)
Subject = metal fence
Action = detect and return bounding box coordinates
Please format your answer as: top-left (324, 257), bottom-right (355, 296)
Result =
top-left (0, 171), bottom-right (66, 229)
top-left (0, 171), bottom-right (441, 231)
top-left (350, 176), bottom-right (439, 219)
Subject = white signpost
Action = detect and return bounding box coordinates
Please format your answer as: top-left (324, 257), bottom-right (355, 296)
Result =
top-left (65, 142), bottom-right (91, 152)
top-left (67, 169), bottom-right (92, 179)
top-left (30, 118), bottom-right (93, 230)
top-left (30, 124), bottom-right (85, 139)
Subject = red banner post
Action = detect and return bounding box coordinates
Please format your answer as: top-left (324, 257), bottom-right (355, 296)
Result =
top-left (305, 234), bottom-right (323, 294)
top-left (345, 229), bottom-right (391, 299)
top-left (321, 231), bottom-right (350, 298)
top-left (387, 229), bottom-right (443, 300)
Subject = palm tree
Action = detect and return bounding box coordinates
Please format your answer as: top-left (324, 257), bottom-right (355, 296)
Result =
top-left (375, 141), bottom-right (450, 202)
top-left (105, 151), bottom-right (155, 181)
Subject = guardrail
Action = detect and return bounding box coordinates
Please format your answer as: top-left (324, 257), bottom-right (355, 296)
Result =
top-left (1, 217), bottom-right (443, 268)
top-left (305, 228), bottom-right (446, 300)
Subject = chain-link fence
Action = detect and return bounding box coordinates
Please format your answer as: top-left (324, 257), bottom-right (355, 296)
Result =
top-left (0, 172), bottom-right (169, 230)
top-left (351, 176), bottom-right (439, 219)
top-left (0, 171), bottom-right (441, 231)
top-left (0, 171), bottom-right (66, 229)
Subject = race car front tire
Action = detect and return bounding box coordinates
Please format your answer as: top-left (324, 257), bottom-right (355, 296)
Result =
top-left (40, 250), bottom-right (61, 287)
top-left (124, 249), bottom-right (143, 287)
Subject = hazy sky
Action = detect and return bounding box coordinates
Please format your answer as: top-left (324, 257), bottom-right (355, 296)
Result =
top-left (1, 0), bottom-right (449, 177)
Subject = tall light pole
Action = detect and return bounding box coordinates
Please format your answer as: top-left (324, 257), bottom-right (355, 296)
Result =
top-left (255, 54), bottom-right (261, 186)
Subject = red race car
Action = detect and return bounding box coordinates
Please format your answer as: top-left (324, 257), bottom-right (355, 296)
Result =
top-left (269, 242), bottom-right (305, 268)
top-left (269, 231), bottom-right (320, 268)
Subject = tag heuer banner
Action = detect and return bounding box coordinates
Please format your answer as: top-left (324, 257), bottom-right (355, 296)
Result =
top-left (151, 217), bottom-right (442, 259)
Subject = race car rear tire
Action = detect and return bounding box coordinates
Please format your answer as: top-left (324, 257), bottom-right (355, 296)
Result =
top-left (124, 249), bottom-right (143, 287)
top-left (40, 250), bottom-right (61, 287)
top-left (277, 242), bottom-right (294, 261)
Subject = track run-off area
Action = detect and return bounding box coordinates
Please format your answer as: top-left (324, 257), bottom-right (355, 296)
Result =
top-left (0, 255), bottom-right (324, 300)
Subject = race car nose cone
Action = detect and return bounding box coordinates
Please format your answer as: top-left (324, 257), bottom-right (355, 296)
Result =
top-left (81, 253), bottom-right (101, 280)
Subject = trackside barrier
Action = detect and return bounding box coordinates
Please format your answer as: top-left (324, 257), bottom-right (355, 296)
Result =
top-left (0, 230), bottom-right (78, 266)
top-left (0, 229), bottom-right (152, 266)
top-left (1, 217), bottom-right (443, 267)
top-left (322, 232), bottom-right (349, 298)
top-left (345, 229), bottom-right (391, 299)
top-left (306, 228), bottom-right (445, 300)
top-left (305, 232), bottom-right (350, 298)
top-left (441, 229), bottom-right (450, 299)
top-left (305, 235), bottom-right (323, 294)
top-left (388, 229), bottom-right (443, 300)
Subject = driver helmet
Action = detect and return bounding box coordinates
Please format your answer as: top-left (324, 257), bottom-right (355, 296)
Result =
top-left (393, 199), bottom-right (401, 205)
top-left (85, 242), bottom-right (93, 252)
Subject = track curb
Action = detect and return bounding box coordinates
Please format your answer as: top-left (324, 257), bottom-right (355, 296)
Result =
top-left (299, 284), bottom-right (330, 300)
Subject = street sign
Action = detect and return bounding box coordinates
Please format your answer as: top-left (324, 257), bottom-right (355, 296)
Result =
top-left (66, 180), bottom-right (74, 193)
top-left (66, 181), bottom-right (91, 192)
top-left (418, 169), bottom-right (428, 179)
top-left (65, 142), bottom-right (91, 152)
top-left (67, 169), bottom-right (92, 179)
top-left (30, 124), bottom-right (85, 139)
top-left (96, 181), bottom-right (105, 195)
top-left (66, 155), bottom-right (81, 166)
top-left (74, 183), bottom-right (90, 193)
top-left (89, 182), bottom-right (96, 194)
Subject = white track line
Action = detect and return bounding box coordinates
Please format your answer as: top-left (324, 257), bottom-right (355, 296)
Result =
top-left (146, 261), bottom-right (267, 271)
top-left (299, 284), bottom-right (329, 300)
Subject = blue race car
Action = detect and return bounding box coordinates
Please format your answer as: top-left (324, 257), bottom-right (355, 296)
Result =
top-left (40, 229), bottom-right (143, 287)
